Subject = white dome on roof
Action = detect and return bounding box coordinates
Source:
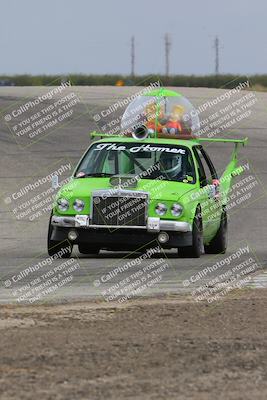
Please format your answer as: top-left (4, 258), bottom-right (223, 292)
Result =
top-left (121, 88), bottom-right (200, 137)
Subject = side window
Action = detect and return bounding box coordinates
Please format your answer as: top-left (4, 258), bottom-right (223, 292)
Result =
top-left (199, 147), bottom-right (218, 182)
top-left (193, 146), bottom-right (218, 186)
top-left (198, 149), bottom-right (211, 183)
top-left (193, 147), bottom-right (207, 186)
top-left (186, 151), bottom-right (196, 182)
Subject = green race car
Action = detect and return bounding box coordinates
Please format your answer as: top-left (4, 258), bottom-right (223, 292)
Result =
top-left (47, 89), bottom-right (247, 258)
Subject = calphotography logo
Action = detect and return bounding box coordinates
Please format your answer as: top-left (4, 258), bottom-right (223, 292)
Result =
top-left (2, 79), bottom-right (88, 148)
top-left (91, 242), bottom-right (174, 303)
top-left (1, 159), bottom-right (73, 222)
top-left (1, 247), bottom-right (82, 304)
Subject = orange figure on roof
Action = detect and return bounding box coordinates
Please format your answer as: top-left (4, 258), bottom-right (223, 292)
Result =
top-left (144, 101), bottom-right (165, 134)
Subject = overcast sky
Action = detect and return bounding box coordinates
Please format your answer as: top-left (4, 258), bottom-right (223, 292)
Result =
top-left (1, 0), bottom-right (266, 75)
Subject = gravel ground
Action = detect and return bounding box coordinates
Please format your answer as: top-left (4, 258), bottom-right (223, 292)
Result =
top-left (0, 290), bottom-right (267, 400)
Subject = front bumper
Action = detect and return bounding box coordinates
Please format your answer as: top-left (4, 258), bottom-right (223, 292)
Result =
top-left (51, 215), bottom-right (192, 233)
top-left (50, 215), bottom-right (192, 249)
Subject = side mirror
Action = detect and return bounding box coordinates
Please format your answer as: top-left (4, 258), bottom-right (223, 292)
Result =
top-left (52, 175), bottom-right (59, 189)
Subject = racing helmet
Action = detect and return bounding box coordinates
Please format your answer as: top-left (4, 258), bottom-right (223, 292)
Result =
top-left (159, 152), bottom-right (182, 178)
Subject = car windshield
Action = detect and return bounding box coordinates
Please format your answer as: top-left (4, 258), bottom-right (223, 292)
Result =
top-left (75, 142), bottom-right (196, 183)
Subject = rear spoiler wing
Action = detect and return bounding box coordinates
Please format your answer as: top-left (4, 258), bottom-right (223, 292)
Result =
top-left (90, 131), bottom-right (114, 139)
top-left (197, 137), bottom-right (248, 204)
top-left (91, 132), bottom-right (248, 145)
top-left (196, 137), bottom-right (248, 147)
top-left (196, 137), bottom-right (248, 163)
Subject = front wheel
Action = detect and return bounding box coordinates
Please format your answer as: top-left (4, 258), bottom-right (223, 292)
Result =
top-left (47, 216), bottom-right (72, 258)
top-left (178, 208), bottom-right (203, 258)
top-left (204, 210), bottom-right (227, 254)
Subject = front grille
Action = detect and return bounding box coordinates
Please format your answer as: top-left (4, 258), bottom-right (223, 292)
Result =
top-left (91, 192), bottom-right (147, 227)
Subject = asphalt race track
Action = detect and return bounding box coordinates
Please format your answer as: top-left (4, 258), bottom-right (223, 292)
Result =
top-left (0, 86), bottom-right (266, 304)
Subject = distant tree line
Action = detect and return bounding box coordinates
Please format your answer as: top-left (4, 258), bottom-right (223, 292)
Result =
top-left (0, 74), bottom-right (266, 89)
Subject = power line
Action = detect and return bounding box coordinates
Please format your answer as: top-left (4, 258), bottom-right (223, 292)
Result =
top-left (131, 36), bottom-right (135, 77)
top-left (214, 36), bottom-right (220, 75)
top-left (164, 33), bottom-right (171, 77)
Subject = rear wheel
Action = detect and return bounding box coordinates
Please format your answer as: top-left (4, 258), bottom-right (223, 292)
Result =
top-left (178, 208), bottom-right (203, 258)
top-left (47, 215), bottom-right (72, 258)
top-left (78, 244), bottom-right (100, 255)
top-left (204, 209), bottom-right (227, 254)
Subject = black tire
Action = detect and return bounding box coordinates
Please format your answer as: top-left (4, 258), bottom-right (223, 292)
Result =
top-left (47, 215), bottom-right (72, 258)
top-left (78, 244), bottom-right (100, 255)
top-left (178, 208), bottom-right (203, 258)
top-left (204, 209), bottom-right (228, 254)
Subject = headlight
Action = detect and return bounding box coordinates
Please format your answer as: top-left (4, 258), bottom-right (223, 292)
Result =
top-left (57, 198), bottom-right (69, 212)
top-left (73, 199), bottom-right (85, 212)
top-left (171, 203), bottom-right (183, 217)
top-left (155, 203), bottom-right (167, 216)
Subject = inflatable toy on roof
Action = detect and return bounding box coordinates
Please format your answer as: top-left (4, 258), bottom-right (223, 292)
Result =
top-left (121, 88), bottom-right (200, 139)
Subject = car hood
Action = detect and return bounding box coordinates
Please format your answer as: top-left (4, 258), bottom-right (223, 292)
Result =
top-left (59, 177), bottom-right (197, 203)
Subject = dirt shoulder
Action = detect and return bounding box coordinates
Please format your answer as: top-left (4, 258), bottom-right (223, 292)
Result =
top-left (0, 290), bottom-right (267, 400)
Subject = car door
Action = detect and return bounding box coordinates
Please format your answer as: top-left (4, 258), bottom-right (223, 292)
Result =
top-left (193, 146), bottom-right (221, 241)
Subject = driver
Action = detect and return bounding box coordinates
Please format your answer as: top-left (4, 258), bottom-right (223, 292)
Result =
top-left (159, 152), bottom-right (183, 179)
